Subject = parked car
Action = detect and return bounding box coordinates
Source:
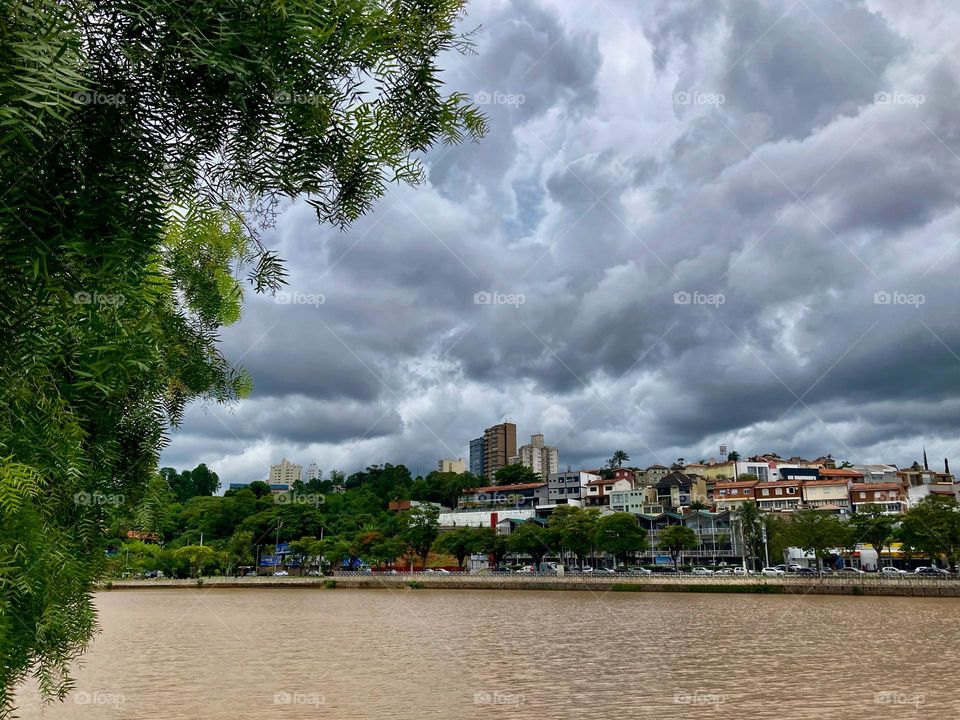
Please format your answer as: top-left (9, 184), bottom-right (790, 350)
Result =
top-left (630, 567), bottom-right (653, 575)
top-left (915, 566), bottom-right (951, 576)
top-left (691, 567), bottom-right (714, 576)
top-left (793, 567), bottom-right (818, 576)
top-left (596, 567), bottom-right (616, 574)
top-left (761, 567), bottom-right (784, 577)
top-left (515, 566), bottom-right (534, 574)
top-left (652, 566), bottom-right (679, 574)
top-left (836, 567), bottom-right (865, 575)
top-left (714, 568), bottom-right (734, 576)
top-left (732, 567), bottom-right (752, 576)
top-left (273, 570), bottom-right (289, 576)
top-left (435, 568), bottom-right (451, 575)
top-left (880, 567), bottom-right (909, 577)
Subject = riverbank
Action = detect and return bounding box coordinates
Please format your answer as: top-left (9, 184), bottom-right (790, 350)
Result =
top-left (102, 574), bottom-right (960, 597)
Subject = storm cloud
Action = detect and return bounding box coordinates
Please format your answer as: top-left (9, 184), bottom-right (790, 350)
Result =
top-left (162, 0), bottom-right (960, 484)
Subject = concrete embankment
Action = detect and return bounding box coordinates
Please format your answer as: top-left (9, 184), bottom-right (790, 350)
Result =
top-left (103, 575), bottom-right (960, 597)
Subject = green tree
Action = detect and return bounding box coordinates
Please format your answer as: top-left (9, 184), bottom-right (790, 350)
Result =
top-left (657, 525), bottom-right (698, 571)
top-left (225, 531), bottom-right (255, 576)
top-left (735, 501), bottom-right (765, 570)
top-left (547, 506), bottom-right (600, 568)
top-left (786, 510), bottom-right (847, 571)
top-left (0, 0), bottom-right (484, 704)
top-left (368, 536), bottom-right (407, 571)
top-left (849, 507), bottom-right (896, 569)
top-left (247, 481), bottom-right (273, 499)
top-left (899, 496), bottom-right (960, 571)
top-left (493, 464), bottom-right (540, 486)
top-left (594, 512), bottom-right (648, 566)
top-left (173, 545), bottom-right (220, 578)
top-left (608, 450), bottom-right (630, 469)
top-left (508, 523), bottom-right (551, 569)
top-left (189, 464), bottom-right (220, 497)
top-left (435, 527), bottom-right (486, 570)
top-left (727, 451), bottom-right (741, 461)
top-left (401, 504), bottom-right (441, 570)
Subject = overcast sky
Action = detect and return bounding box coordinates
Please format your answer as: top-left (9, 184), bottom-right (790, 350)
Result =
top-left (162, 0), bottom-right (960, 485)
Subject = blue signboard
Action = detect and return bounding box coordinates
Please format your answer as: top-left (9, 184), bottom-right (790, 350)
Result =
top-left (655, 555), bottom-right (672, 565)
top-left (275, 543), bottom-right (290, 554)
top-left (260, 554), bottom-right (280, 566)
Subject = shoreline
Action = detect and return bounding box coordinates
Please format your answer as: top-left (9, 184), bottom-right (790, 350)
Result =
top-left (101, 575), bottom-right (960, 597)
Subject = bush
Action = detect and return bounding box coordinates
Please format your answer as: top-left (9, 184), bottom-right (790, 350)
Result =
top-left (323, 579), bottom-right (337, 589)
top-left (408, 581), bottom-right (424, 589)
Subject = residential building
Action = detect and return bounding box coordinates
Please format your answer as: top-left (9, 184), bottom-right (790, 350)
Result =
top-left (583, 477), bottom-right (632, 507)
top-left (547, 470), bottom-right (600, 505)
top-left (712, 480), bottom-right (759, 510)
top-left (483, 422), bottom-right (517, 480)
top-left (653, 470), bottom-right (708, 509)
top-left (851, 464), bottom-right (899, 484)
top-left (850, 482), bottom-right (907, 515)
top-left (512, 433), bottom-right (559, 479)
top-left (269, 458), bottom-right (301, 485)
top-left (438, 458), bottom-right (467, 474)
top-left (638, 464), bottom-right (670, 487)
top-left (897, 465), bottom-right (954, 487)
top-left (458, 482), bottom-right (549, 510)
top-left (609, 488), bottom-right (653, 514)
top-left (637, 510), bottom-right (743, 563)
top-left (469, 437), bottom-right (485, 477)
top-left (685, 460), bottom-right (737, 480)
top-left (754, 479), bottom-right (803, 511)
top-left (801, 476), bottom-right (855, 514)
top-left (305, 463), bottom-right (321, 481)
top-left (907, 482), bottom-right (960, 506)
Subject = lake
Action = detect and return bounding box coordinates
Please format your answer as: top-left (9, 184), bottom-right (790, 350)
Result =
top-left (14, 587), bottom-right (960, 718)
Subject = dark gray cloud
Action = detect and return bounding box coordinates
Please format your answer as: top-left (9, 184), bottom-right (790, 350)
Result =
top-left (163, 0), bottom-right (960, 485)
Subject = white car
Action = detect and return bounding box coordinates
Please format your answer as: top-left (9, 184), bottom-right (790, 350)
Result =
top-left (273, 570), bottom-right (289, 576)
top-left (435, 568), bottom-right (451, 575)
top-left (691, 567), bottom-right (714, 576)
top-left (732, 567), bottom-right (752, 576)
top-left (515, 566), bottom-right (534, 574)
top-left (880, 567), bottom-right (908, 577)
top-left (836, 567), bottom-right (865, 575)
top-left (761, 567), bottom-right (784, 577)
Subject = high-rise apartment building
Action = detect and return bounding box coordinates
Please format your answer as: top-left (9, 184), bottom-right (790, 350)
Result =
top-left (269, 458), bottom-right (302, 485)
top-left (438, 458), bottom-right (466, 474)
top-left (512, 433), bottom-right (559, 479)
top-left (483, 422), bottom-right (517, 480)
top-left (469, 437), bottom-right (485, 477)
top-left (305, 463), bottom-right (321, 481)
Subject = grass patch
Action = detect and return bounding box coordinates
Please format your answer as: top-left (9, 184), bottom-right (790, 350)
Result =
top-left (408, 581), bottom-right (424, 589)
top-left (323, 579), bottom-right (337, 589)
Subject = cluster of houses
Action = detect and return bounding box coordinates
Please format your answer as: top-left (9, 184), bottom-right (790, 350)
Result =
top-left (437, 454), bottom-right (958, 567)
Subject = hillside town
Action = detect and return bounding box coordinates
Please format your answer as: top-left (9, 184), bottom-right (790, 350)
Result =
top-left (232, 421), bottom-right (960, 574)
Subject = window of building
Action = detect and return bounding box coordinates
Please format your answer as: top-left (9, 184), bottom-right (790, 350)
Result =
top-left (762, 488), bottom-right (770, 496)
top-left (775, 487), bottom-right (782, 496)
top-left (859, 492), bottom-right (866, 499)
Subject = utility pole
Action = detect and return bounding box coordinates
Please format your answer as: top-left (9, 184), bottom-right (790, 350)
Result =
top-left (762, 525), bottom-right (770, 567)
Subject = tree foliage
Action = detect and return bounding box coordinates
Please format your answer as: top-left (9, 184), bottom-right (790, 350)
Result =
top-left (0, 0), bottom-right (484, 706)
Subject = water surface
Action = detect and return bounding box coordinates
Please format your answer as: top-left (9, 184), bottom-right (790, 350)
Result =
top-left (16, 587), bottom-right (958, 718)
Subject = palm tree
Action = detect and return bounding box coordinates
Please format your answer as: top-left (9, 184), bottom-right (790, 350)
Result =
top-left (609, 450), bottom-right (630, 469)
top-left (727, 451), bottom-right (740, 461)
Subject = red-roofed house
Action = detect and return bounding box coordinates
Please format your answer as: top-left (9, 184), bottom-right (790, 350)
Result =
top-left (850, 482), bottom-right (907, 515)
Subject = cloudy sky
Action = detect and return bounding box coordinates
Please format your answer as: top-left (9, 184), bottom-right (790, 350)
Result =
top-left (162, 0), bottom-right (960, 484)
